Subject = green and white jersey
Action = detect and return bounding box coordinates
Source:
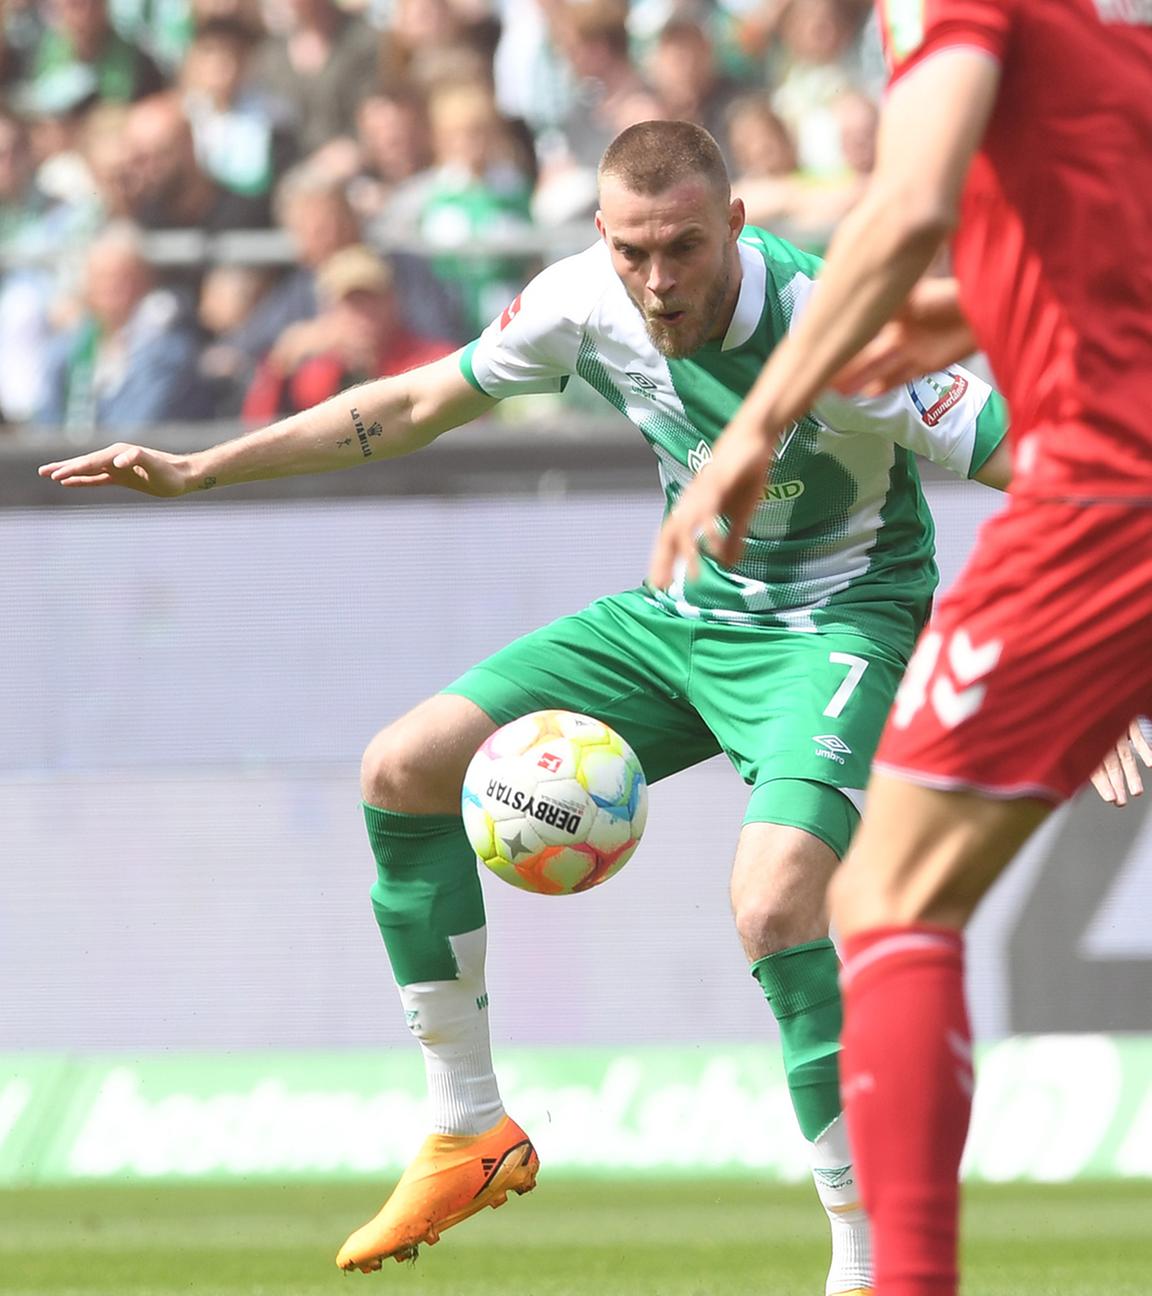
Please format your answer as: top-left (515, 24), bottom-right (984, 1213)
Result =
top-left (459, 225), bottom-right (1006, 654)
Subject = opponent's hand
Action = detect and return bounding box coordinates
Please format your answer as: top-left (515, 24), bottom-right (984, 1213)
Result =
top-left (648, 415), bottom-right (776, 588)
top-left (38, 443), bottom-right (193, 498)
top-left (833, 278), bottom-right (976, 397)
top-left (1090, 718), bottom-right (1152, 807)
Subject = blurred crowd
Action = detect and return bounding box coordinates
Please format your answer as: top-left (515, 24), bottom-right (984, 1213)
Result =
top-left (0, 0), bottom-right (885, 433)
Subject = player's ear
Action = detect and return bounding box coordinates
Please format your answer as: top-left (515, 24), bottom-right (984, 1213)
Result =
top-left (594, 210), bottom-right (607, 242)
top-left (728, 196), bottom-right (746, 240)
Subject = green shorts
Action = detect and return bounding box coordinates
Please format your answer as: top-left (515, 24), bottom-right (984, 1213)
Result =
top-left (443, 589), bottom-right (910, 857)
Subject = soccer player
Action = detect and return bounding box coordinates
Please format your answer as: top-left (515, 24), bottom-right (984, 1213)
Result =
top-left (41, 121), bottom-right (1012, 1293)
top-left (649, 8), bottom-right (1152, 1296)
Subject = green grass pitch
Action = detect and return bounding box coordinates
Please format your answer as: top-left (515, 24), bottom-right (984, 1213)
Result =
top-left (2, 1178), bottom-right (1150, 1296)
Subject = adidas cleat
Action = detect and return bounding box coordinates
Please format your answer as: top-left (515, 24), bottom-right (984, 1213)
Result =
top-left (335, 1115), bottom-right (539, 1273)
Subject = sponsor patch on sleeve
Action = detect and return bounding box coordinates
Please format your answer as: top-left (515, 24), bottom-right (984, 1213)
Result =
top-left (907, 371), bottom-right (969, 427)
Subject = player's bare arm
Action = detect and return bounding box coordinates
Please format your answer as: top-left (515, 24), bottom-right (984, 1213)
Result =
top-left (38, 352), bottom-right (497, 497)
top-left (648, 49), bottom-right (1001, 586)
top-left (833, 277), bottom-right (977, 398)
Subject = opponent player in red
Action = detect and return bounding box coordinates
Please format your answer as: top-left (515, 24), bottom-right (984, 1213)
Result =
top-left (650, 1), bottom-right (1152, 1292)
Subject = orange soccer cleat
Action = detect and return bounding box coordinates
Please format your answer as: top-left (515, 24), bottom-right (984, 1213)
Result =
top-left (335, 1115), bottom-right (539, 1273)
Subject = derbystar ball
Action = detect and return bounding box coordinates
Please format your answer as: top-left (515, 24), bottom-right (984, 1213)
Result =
top-left (461, 710), bottom-right (648, 895)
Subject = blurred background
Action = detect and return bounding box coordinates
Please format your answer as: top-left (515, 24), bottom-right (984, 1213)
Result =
top-left (1, 0), bottom-right (1150, 1204)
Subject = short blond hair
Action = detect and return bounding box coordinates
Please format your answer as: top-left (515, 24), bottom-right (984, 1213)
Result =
top-left (598, 119), bottom-right (730, 200)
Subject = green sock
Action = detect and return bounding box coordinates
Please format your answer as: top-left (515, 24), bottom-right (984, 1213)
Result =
top-left (751, 938), bottom-right (843, 1141)
top-left (364, 803), bottom-right (486, 986)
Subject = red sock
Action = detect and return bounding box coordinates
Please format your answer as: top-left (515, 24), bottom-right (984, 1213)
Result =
top-left (840, 926), bottom-right (972, 1296)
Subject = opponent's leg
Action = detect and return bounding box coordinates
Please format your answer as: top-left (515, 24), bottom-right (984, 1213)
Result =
top-left (732, 787), bottom-right (872, 1296)
top-left (337, 693), bottom-right (538, 1272)
top-left (831, 775), bottom-right (1049, 1296)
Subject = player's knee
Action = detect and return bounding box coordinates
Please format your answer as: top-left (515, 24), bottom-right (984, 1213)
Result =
top-left (361, 720), bottom-right (442, 809)
top-left (733, 885), bottom-right (826, 955)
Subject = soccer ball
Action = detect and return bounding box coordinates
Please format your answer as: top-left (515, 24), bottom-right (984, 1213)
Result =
top-left (461, 710), bottom-right (648, 895)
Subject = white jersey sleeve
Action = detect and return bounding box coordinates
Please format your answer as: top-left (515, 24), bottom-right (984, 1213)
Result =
top-left (459, 244), bottom-right (607, 399)
top-left (790, 278), bottom-right (1007, 477)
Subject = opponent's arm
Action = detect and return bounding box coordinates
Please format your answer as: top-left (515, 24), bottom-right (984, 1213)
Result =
top-left (833, 277), bottom-right (978, 398)
top-left (38, 351), bottom-right (497, 498)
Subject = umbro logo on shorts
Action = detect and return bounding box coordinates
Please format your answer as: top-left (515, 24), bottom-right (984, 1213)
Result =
top-left (814, 734), bottom-right (852, 765)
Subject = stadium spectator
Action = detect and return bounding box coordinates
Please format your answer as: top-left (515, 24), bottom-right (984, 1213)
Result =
top-left (527, 2), bottom-right (654, 225)
top-left (179, 17), bottom-right (292, 201)
top-left (645, 19), bottom-right (744, 162)
top-left (549, 2), bottom-right (645, 170)
top-left (379, 0), bottom-right (490, 95)
top-left (196, 261), bottom-right (272, 414)
top-left (242, 244), bottom-right (454, 421)
top-left (491, 0), bottom-right (576, 139)
top-left (0, 108), bottom-right (56, 251)
top-left (189, 0), bottom-right (263, 28)
top-left (107, 0), bottom-right (196, 74)
top-left (123, 91), bottom-right (270, 230)
top-left (728, 88), bottom-right (873, 236)
top-left (0, 109), bottom-right (61, 422)
top-left (37, 223), bottom-right (209, 430)
top-left (27, 0), bottom-right (167, 105)
top-left (834, 85), bottom-right (875, 178)
top-left (726, 92), bottom-right (808, 225)
top-left (19, 64), bottom-right (103, 206)
top-left (771, 0), bottom-right (865, 176)
top-left (247, 0), bottom-right (377, 161)
top-left (343, 90), bottom-right (434, 223)
top-left (41, 103), bottom-right (136, 274)
top-left (209, 169), bottom-right (464, 397)
top-left (209, 167), bottom-right (361, 377)
top-left (412, 81), bottom-right (534, 335)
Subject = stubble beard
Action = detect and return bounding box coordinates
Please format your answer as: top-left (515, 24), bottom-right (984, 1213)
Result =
top-left (637, 261), bottom-right (733, 359)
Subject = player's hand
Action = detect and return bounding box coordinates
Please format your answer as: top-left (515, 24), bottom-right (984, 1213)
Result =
top-left (833, 277), bottom-right (976, 397)
top-left (1090, 718), bottom-right (1152, 807)
top-left (38, 443), bottom-right (193, 497)
top-left (648, 415), bottom-right (776, 588)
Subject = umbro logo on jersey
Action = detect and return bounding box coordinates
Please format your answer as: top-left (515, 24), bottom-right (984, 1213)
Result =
top-left (626, 370), bottom-right (659, 398)
top-left (814, 734), bottom-right (852, 765)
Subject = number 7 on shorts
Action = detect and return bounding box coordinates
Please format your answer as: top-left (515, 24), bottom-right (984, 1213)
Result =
top-left (824, 652), bottom-right (869, 718)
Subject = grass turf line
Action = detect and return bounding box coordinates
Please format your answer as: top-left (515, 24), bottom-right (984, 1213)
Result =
top-left (1, 1179), bottom-right (1150, 1295)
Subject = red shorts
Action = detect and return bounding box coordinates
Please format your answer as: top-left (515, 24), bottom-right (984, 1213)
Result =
top-left (874, 497), bottom-right (1152, 802)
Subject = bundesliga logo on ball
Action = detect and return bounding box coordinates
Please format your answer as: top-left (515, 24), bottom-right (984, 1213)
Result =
top-left (462, 710), bottom-right (648, 895)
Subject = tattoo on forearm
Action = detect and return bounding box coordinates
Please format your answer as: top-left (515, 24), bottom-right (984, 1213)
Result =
top-left (201, 476), bottom-right (217, 491)
top-left (350, 407), bottom-right (373, 459)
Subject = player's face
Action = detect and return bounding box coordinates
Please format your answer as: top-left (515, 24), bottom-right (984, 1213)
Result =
top-left (596, 174), bottom-right (744, 358)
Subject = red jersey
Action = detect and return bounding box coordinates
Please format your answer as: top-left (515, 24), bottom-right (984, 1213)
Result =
top-left (879, 0), bottom-right (1152, 498)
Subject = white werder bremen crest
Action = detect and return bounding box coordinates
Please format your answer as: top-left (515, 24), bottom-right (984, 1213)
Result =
top-left (686, 439), bottom-right (712, 475)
